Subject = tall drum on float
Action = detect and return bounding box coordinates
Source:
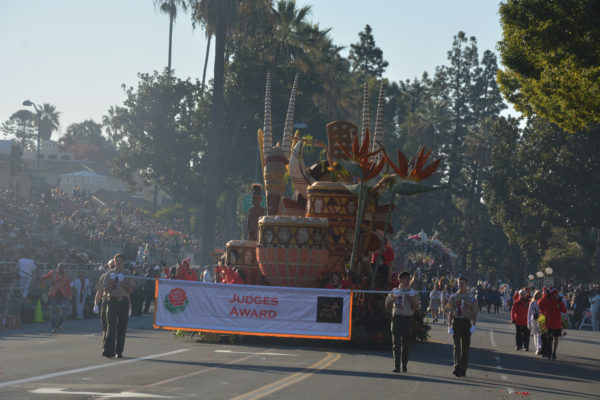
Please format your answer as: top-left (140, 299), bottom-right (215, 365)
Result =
top-left (256, 216), bottom-right (329, 287)
top-left (225, 240), bottom-right (262, 285)
top-left (306, 181), bottom-right (358, 274)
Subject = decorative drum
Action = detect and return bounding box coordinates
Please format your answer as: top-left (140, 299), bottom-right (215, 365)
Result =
top-left (256, 216), bottom-right (329, 287)
top-left (225, 240), bottom-right (262, 285)
top-left (306, 181), bottom-right (358, 273)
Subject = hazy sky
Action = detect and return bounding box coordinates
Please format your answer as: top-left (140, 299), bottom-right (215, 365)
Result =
top-left (0, 0), bottom-right (506, 139)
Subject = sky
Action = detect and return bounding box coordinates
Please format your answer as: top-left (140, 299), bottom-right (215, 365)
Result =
top-left (0, 0), bottom-right (507, 140)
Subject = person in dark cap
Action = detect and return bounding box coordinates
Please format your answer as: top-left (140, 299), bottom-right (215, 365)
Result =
top-left (385, 271), bottom-right (419, 373)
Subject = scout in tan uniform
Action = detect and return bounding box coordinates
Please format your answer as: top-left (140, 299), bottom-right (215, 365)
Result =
top-left (385, 271), bottom-right (420, 373)
top-left (102, 254), bottom-right (133, 358)
top-left (94, 260), bottom-right (115, 349)
top-left (446, 276), bottom-right (478, 377)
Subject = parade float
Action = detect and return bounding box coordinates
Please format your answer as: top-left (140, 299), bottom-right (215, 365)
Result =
top-left (162, 74), bottom-right (442, 344)
top-left (391, 230), bottom-right (458, 277)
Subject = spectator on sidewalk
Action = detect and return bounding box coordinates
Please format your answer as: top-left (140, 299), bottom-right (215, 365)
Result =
top-left (17, 252), bottom-right (36, 298)
top-left (71, 270), bottom-right (90, 320)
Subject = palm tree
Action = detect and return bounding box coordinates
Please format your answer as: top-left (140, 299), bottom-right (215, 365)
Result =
top-left (200, 33), bottom-right (212, 96)
top-left (271, 0), bottom-right (314, 68)
top-left (154, 0), bottom-right (188, 72)
top-left (102, 105), bottom-right (126, 147)
top-left (38, 103), bottom-right (60, 140)
top-left (190, 0), bottom-right (241, 264)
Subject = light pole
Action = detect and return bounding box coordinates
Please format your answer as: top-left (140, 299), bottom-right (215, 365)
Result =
top-left (536, 271), bottom-right (544, 289)
top-left (22, 100), bottom-right (42, 180)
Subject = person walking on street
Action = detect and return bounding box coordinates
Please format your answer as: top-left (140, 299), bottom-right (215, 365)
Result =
top-left (511, 289), bottom-right (531, 351)
top-left (539, 287), bottom-right (567, 360)
top-left (446, 276), bottom-right (478, 377)
top-left (528, 290), bottom-right (543, 354)
top-left (40, 264), bottom-right (72, 333)
top-left (101, 254), bottom-right (133, 359)
top-left (94, 260), bottom-right (115, 346)
top-left (385, 271), bottom-right (419, 373)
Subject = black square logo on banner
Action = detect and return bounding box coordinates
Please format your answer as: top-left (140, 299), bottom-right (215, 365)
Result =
top-left (316, 297), bottom-right (343, 323)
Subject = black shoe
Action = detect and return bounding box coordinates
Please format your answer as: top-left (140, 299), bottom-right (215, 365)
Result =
top-left (116, 354), bottom-right (123, 359)
top-left (102, 352), bottom-right (115, 358)
top-left (524, 348), bottom-right (529, 352)
top-left (551, 352), bottom-right (556, 360)
top-left (453, 368), bottom-right (462, 377)
top-left (515, 346), bottom-right (522, 351)
top-left (401, 366), bottom-right (408, 373)
top-left (392, 368), bottom-right (400, 373)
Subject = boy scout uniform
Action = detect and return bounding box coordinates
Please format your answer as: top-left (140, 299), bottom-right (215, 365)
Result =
top-left (446, 291), bottom-right (478, 375)
top-left (385, 288), bottom-right (418, 372)
top-left (102, 269), bottom-right (132, 358)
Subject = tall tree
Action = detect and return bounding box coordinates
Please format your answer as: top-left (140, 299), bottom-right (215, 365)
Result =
top-left (154, 0), bottom-right (188, 72)
top-left (102, 105), bottom-right (127, 148)
top-left (1, 110), bottom-right (37, 149)
top-left (498, 0), bottom-right (600, 132)
top-left (60, 120), bottom-right (114, 162)
top-left (190, 0), bottom-right (241, 264)
top-left (37, 103), bottom-right (61, 141)
top-left (112, 70), bottom-right (208, 207)
top-left (485, 117), bottom-right (600, 281)
top-left (271, 0), bottom-right (313, 65)
top-left (348, 24), bottom-right (389, 78)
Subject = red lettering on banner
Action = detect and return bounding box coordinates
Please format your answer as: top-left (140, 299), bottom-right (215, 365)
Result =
top-left (228, 306), bottom-right (277, 319)
top-left (228, 294), bottom-right (280, 306)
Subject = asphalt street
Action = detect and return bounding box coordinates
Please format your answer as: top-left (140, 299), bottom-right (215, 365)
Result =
top-left (0, 308), bottom-right (598, 399)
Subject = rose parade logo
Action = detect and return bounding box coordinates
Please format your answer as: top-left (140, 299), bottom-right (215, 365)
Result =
top-left (163, 288), bottom-right (189, 314)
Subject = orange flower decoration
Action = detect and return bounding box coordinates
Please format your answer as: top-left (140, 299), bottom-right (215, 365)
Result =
top-left (384, 146), bottom-right (441, 182)
top-left (335, 129), bottom-right (385, 181)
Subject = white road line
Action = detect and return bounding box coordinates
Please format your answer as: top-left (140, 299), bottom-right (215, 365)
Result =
top-left (31, 388), bottom-right (172, 398)
top-left (214, 350), bottom-right (297, 356)
top-left (501, 375), bottom-right (507, 381)
top-left (495, 365), bottom-right (503, 370)
top-left (0, 349), bottom-right (189, 389)
top-left (489, 329), bottom-right (497, 347)
top-left (38, 340), bottom-right (56, 344)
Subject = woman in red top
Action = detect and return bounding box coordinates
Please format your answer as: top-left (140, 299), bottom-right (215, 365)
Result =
top-left (538, 287), bottom-right (566, 359)
top-left (511, 289), bottom-right (530, 351)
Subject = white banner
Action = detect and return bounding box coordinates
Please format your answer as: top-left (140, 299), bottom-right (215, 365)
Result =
top-left (154, 280), bottom-right (352, 340)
